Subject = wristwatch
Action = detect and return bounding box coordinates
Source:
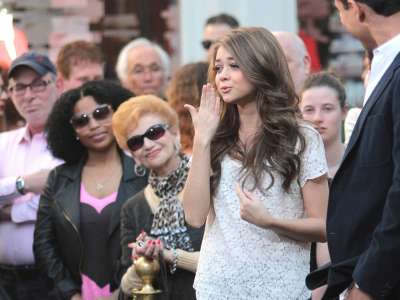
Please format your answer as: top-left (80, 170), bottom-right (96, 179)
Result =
top-left (16, 176), bottom-right (26, 195)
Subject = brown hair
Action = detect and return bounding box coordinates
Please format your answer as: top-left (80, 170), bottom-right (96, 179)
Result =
top-left (112, 95), bottom-right (179, 150)
top-left (209, 27), bottom-right (305, 194)
top-left (167, 62), bottom-right (208, 152)
top-left (56, 40), bottom-right (104, 79)
top-left (302, 71), bottom-right (347, 108)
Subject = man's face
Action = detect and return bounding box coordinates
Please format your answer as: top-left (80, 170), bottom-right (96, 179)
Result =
top-left (203, 23), bottom-right (233, 61)
top-left (124, 46), bottom-right (166, 97)
top-left (59, 61), bottom-right (104, 92)
top-left (9, 68), bottom-right (58, 133)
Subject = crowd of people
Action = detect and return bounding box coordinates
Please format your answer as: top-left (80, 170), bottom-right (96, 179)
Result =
top-left (0, 0), bottom-right (400, 299)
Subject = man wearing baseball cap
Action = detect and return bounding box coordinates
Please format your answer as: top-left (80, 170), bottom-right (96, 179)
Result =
top-left (0, 52), bottom-right (62, 299)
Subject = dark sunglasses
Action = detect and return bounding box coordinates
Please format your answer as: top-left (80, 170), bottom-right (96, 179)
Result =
top-left (201, 40), bottom-right (214, 50)
top-left (127, 124), bottom-right (169, 152)
top-left (70, 104), bottom-right (112, 129)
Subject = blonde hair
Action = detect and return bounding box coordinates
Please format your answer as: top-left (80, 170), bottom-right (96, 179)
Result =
top-left (112, 95), bottom-right (178, 150)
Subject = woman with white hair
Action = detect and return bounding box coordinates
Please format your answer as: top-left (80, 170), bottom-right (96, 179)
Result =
top-left (116, 38), bottom-right (171, 98)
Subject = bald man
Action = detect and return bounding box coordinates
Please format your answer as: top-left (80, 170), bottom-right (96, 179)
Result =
top-left (273, 31), bottom-right (311, 95)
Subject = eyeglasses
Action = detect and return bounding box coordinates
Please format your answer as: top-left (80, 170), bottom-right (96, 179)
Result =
top-left (201, 40), bottom-right (214, 50)
top-left (9, 78), bottom-right (53, 96)
top-left (70, 104), bottom-right (112, 129)
top-left (126, 123), bottom-right (169, 152)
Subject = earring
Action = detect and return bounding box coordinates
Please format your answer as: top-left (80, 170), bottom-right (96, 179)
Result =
top-left (174, 137), bottom-right (181, 154)
top-left (134, 164), bottom-right (146, 177)
top-left (76, 136), bottom-right (80, 141)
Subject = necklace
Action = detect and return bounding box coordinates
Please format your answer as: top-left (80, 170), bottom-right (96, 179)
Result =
top-left (84, 162), bottom-right (121, 193)
top-left (96, 182), bottom-right (105, 191)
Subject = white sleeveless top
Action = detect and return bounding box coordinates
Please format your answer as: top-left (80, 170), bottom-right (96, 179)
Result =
top-left (194, 125), bottom-right (328, 300)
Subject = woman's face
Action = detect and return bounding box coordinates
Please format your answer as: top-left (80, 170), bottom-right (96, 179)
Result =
top-left (126, 113), bottom-right (179, 175)
top-left (214, 46), bottom-right (255, 105)
top-left (300, 86), bottom-right (347, 145)
top-left (72, 96), bottom-right (115, 152)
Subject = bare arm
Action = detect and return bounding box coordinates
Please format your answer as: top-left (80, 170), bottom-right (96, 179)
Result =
top-left (183, 84), bottom-right (221, 228)
top-left (182, 138), bottom-right (213, 227)
top-left (237, 174), bottom-right (328, 242)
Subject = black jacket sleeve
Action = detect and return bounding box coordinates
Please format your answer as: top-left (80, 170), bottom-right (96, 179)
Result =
top-left (120, 197), bottom-right (140, 274)
top-left (33, 169), bottom-right (80, 299)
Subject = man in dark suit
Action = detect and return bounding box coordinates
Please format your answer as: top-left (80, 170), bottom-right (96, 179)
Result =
top-left (323, 1), bottom-right (400, 299)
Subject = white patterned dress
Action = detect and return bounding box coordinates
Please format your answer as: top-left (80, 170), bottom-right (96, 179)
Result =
top-left (194, 125), bottom-right (328, 300)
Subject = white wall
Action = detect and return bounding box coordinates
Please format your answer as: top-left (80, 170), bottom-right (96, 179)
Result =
top-left (179, 0), bottom-right (297, 64)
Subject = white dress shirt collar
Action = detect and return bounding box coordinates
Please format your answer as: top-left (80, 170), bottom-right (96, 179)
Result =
top-left (364, 33), bottom-right (400, 105)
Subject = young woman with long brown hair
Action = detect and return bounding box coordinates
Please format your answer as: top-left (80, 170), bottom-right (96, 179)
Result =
top-left (183, 27), bottom-right (329, 299)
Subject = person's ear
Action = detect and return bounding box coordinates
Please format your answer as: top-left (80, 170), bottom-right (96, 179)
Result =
top-left (341, 104), bottom-right (349, 121)
top-left (358, 7), bottom-right (366, 22)
top-left (55, 76), bottom-right (64, 94)
top-left (349, 0), bottom-right (366, 22)
top-left (303, 54), bottom-right (311, 76)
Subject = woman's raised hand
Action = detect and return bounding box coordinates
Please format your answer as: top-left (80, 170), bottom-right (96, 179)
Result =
top-left (185, 83), bottom-right (221, 145)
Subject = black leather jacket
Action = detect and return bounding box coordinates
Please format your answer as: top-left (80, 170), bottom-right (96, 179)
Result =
top-left (33, 152), bottom-right (147, 299)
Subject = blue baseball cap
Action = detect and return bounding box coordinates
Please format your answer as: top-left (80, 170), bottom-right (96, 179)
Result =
top-left (8, 51), bottom-right (56, 78)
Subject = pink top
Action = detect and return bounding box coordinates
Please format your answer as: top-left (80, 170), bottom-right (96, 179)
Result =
top-left (80, 184), bottom-right (117, 214)
top-left (80, 184), bottom-right (117, 300)
top-left (0, 126), bottom-right (62, 264)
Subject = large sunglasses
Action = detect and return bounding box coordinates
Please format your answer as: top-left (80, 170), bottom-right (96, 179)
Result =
top-left (70, 104), bottom-right (112, 129)
top-left (127, 124), bottom-right (169, 152)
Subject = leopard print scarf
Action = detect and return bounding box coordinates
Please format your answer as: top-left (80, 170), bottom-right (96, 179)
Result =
top-left (149, 154), bottom-right (193, 251)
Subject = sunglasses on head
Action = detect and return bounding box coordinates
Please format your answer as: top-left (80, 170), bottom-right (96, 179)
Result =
top-left (127, 123), bottom-right (169, 152)
top-left (70, 104), bottom-right (112, 129)
top-left (201, 40), bottom-right (214, 50)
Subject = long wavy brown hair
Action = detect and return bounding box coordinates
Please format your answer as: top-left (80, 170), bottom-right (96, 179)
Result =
top-left (168, 62), bottom-right (208, 153)
top-left (209, 27), bottom-right (306, 195)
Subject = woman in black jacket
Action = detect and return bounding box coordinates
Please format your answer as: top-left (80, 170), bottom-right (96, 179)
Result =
top-left (33, 81), bottom-right (147, 300)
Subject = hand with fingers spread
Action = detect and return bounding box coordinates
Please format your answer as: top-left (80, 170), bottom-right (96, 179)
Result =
top-left (184, 83), bottom-right (222, 145)
top-left (236, 184), bottom-right (276, 229)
